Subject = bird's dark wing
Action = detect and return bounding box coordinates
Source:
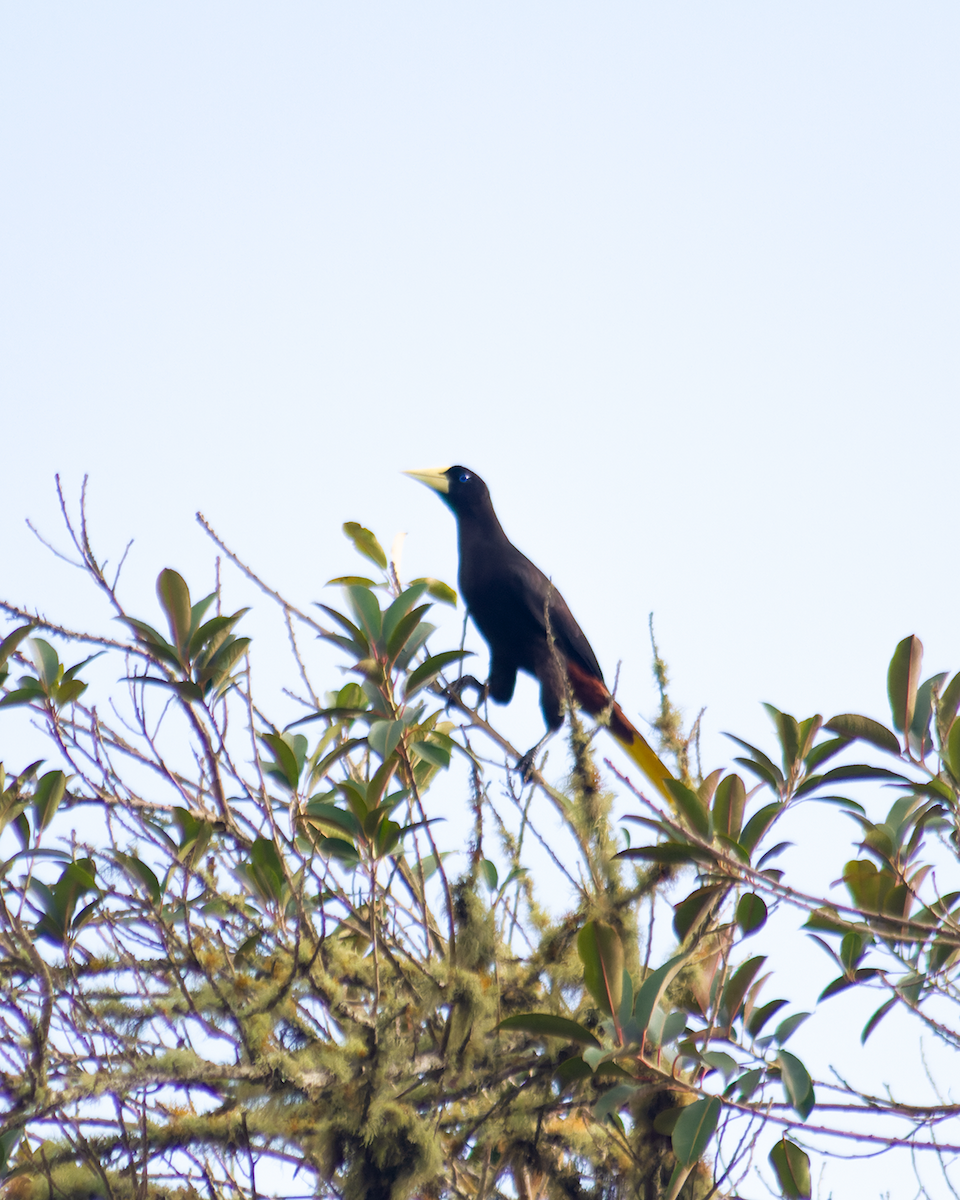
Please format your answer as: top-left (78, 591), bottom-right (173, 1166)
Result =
top-left (507, 552), bottom-right (605, 684)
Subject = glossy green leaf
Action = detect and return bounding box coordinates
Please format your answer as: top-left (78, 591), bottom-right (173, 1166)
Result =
top-left (673, 885), bottom-right (724, 942)
top-left (747, 998), bottom-right (787, 1037)
top-left (303, 801), bottom-right (362, 840)
top-left (671, 1095), bottom-right (720, 1167)
top-left (318, 836), bottom-right (360, 865)
top-left (769, 1137), bottom-right (811, 1199)
top-left (778, 1051), bottom-right (814, 1119)
top-left (342, 521), bottom-right (387, 569)
top-left (720, 956), bottom-right (765, 1027)
top-left (404, 650), bottom-right (472, 699)
top-left (593, 1082), bottom-right (641, 1126)
top-left (824, 713), bottom-right (901, 755)
top-left (326, 575), bottom-right (378, 588)
top-left (616, 842), bottom-right (718, 866)
top-left (861, 996), bottom-right (897, 1043)
top-left (732, 1067), bottom-right (763, 1100)
top-left (577, 920), bottom-right (624, 1016)
top-left (368, 719), bottom-right (404, 761)
top-left (33, 770), bottom-right (67, 832)
top-left (478, 859), bottom-right (498, 892)
top-left (260, 733), bottom-right (301, 790)
top-left (701, 1051), bottom-right (737, 1081)
top-left (725, 734), bottom-right (785, 786)
top-left (804, 736), bottom-right (848, 771)
top-left (381, 584), bottom-right (430, 647)
top-left (947, 719), bottom-right (960, 783)
top-left (713, 774), bottom-right (745, 840)
top-left (763, 703), bottom-right (800, 772)
top-left (911, 673), bottom-right (947, 755)
top-left (555, 1055), bottom-right (594, 1088)
top-left (248, 837), bottom-right (286, 903)
top-left (115, 852), bottom-right (162, 906)
top-left (385, 605), bottom-right (432, 661)
top-left (888, 635), bottom-right (923, 735)
top-left (937, 671), bottom-right (960, 741)
top-left (633, 953), bottom-right (689, 1035)
top-left (736, 892), bottom-right (767, 934)
top-left (30, 639), bottom-right (62, 691)
top-left (740, 803), bottom-right (783, 856)
top-left (409, 576), bottom-right (458, 606)
top-left (157, 569), bottom-right (192, 654)
top-left (497, 1013), bottom-right (601, 1047)
top-left (664, 778), bottom-right (711, 839)
top-left (347, 585), bottom-right (383, 645)
top-left (773, 1012), bottom-right (810, 1044)
top-left (0, 624), bottom-right (33, 668)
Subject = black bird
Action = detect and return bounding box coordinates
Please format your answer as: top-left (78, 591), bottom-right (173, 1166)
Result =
top-left (405, 465), bottom-right (674, 801)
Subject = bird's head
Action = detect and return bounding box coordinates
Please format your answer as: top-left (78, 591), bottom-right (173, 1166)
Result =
top-left (404, 466), bottom-right (491, 517)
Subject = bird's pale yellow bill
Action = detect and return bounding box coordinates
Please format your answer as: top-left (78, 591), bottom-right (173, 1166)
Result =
top-left (403, 467), bottom-right (451, 495)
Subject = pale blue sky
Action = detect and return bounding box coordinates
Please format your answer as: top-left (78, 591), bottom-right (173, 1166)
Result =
top-left (3, 5), bottom-right (959, 1195)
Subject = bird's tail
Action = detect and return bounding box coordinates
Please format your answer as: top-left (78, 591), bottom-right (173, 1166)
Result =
top-left (565, 659), bottom-right (676, 804)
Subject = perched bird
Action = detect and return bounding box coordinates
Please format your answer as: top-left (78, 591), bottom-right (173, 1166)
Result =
top-left (405, 465), bottom-right (674, 802)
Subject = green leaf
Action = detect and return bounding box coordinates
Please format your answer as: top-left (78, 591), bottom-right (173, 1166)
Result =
top-left (671, 1096), bottom-right (720, 1167)
top-left (911, 673), bottom-right (947, 754)
top-left (410, 576), bottom-right (458, 606)
top-left (664, 778), bottom-right (711, 839)
top-left (593, 1082), bottom-right (642, 1126)
top-left (732, 1067), bottom-right (763, 1100)
top-left (747, 998), bottom-right (787, 1037)
top-left (248, 837), bottom-right (286, 904)
top-left (318, 836), bottom-right (360, 865)
top-left (633, 953), bottom-right (689, 1035)
top-left (157, 569), bottom-right (193, 654)
top-left (33, 770), bottom-right (67, 832)
top-left (114, 852), bottom-right (162, 905)
top-left (303, 801), bottom-right (363, 840)
top-left (937, 672), bottom-right (960, 741)
top-left (347, 585), bottom-right (383, 645)
top-left (701, 1051), bottom-right (738, 1081)
top-left (260, 733), bottom-right (301, 790)
top-left (888, 635), bottom-right (923, 735)
top-left (478, 859), bottom-right (498, 892)
top-left (804, 736), bottom-right (848, 771)
top-left (861, 996), bottom-right (897, 1043)
top-left (763, 703), bottom-right (800, 773)
top-left (824, 713), bottom-right (901, 755)
top-left (555, 1055), bottom-right (594, 1088)
top-left (778, 1051), bottom-right (814, 1119)
top-left (404, 650), bottom-right (472, 700)
top-left (673, 885), bottom-right (725, 942)
top-left (773, 1012), bottom-right (810, 1044)
top-left (720, 956), bottom-right (766, 1027)
top-left (616, 842), bottom-right (718, 866)
top-left (819, 764), bottom-right (907, 785)
top-left (497, 1013), bottom-right (601, 1047)
top-left (769, 1137), bottom-right (812, 1199)
top-left (382, 583), bottom-right (430, 647)
top-left (0, 624), bottom-right (33, 668)
top-left (368, 719), bottom-right (405, 762)
top-left (410, 739), bottom-right (452, 769)
top-left (343, 521), bottom-right (388, 569)
top-left (577, 920), bottom-right (624, 1017)
top-left (326, 575), bottom-right (378, 588)
top-left (740, 803), bottom-right (783, 856)
top-left (30, 639), bottom-right (62, 691)
top-left (713, 774), bottom-right (745, 840)
top-left (724, 734), bottom-right (785, 786)
top-left (736, 892), bottom-right (767, 934)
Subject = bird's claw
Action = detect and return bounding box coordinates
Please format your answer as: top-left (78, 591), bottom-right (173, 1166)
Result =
top-left (444, 675), bottom-right (488, 709)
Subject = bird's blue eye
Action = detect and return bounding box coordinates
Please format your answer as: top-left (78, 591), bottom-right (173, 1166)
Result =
top-left (459, 471), bottom-right (470, 483)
